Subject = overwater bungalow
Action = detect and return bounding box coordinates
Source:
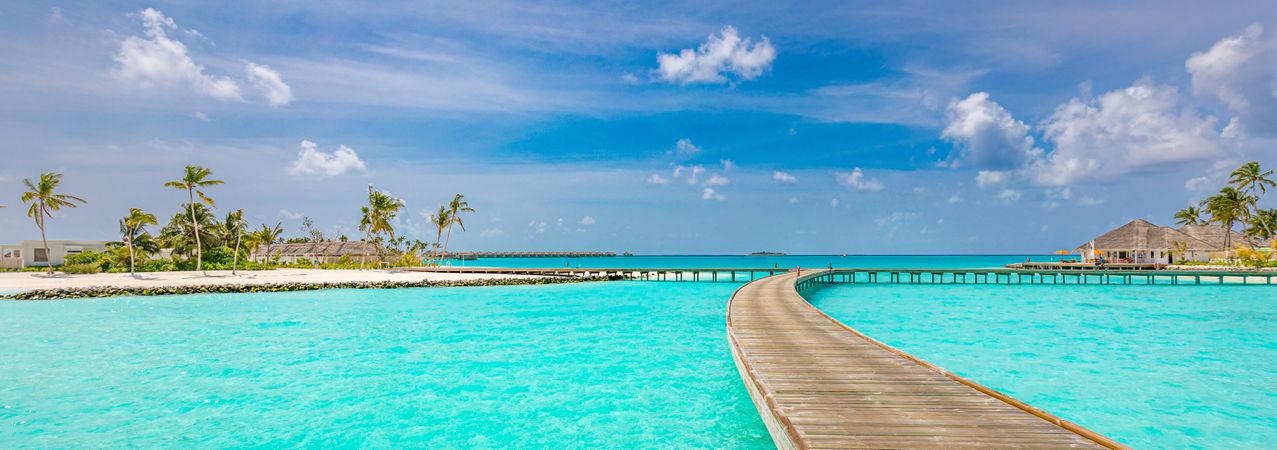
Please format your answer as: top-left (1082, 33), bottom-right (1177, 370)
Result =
top-left (1075, 219), bottom-right (1223, 264)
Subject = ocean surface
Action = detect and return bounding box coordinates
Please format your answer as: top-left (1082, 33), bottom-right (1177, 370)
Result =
top-left (0, 282), bottom-right (769, 448)
top-left (807, 283), bottom-right (1277, 449)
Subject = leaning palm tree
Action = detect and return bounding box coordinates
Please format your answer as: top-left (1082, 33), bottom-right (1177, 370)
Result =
top-left (440, 194), bottom-right (474, 263)
top-left (1173, 206), bottom-right (1204, 226)
top-left (20, 172), bottom-right (86, 275)
top-left (426, 206), bottom-right (450, 266)
top-left (120, 208), bottom-right (158, 275)
top-left (225, 209), bottom-right (247, 274)
top-left (1204, 187), bottom-right (1248, 252)
top-left (1230, 161), bottom-right (1276, 238)
top-left (164, 166), bottom-right (223, 273)
top-left (358, 185), bottom-right (405, 269)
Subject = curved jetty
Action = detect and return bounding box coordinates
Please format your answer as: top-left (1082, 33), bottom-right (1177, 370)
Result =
top-left (726, 271), bottom-right (1125, 449)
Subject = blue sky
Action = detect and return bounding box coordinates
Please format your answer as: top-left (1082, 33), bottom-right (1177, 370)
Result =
top-left (2, 1), bottom-right (1276, 253)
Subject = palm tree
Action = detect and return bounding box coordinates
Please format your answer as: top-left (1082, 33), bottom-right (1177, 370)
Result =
top-left (20, 172), bottom-right (86, 275)
top-left (440, 194), bottom-right (474, 263)
top-left (1248, 209), bottom-right (1277, 242)
top-left (247, 222), bottom-right (283, 268)
top-left (300, 216), bottom-right (325, 267)
top-left (1204, 187), bottom-right (1248, 252)
top-left (1230, 161), bottom-right (1276, 239)
top-left (1173, 205), bottom-right (1204, 226)
top-left (358, 185), bottom-right (405, 269)
top-left (164, 166), bottom-right (224, 273)
top-left (159, 204), bottom-right (220, 263)
top-left (225, 209), bottom-right (247, 274)
top-left (427, 206), bottom-right (450, 266)
top-left (120, 208), bottom-right (158, 275)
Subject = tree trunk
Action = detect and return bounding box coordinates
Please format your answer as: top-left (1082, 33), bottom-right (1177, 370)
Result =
top-left (442, 223), bottom-right (455, 266)
top-left (360, 231), bottom-right (370, 270)
top-left (128, 230), bottom-right (136, 275)
top-left (37, 205), bottom-right (51, 276)
top-left (232, 227), bottom-right (241, 275)
top-left (188, 189), bottom-right (203, 274)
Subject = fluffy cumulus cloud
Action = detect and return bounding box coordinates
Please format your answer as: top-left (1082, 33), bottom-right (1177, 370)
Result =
top-left (941, 92), bottom-right (1039, 169)
top-left (1030, 80), bottom-right (1221, 186)
top-left (669, 138), bottom-right (701, 158)
top-left (114, 8), bottom-right (292, 106)
top-left (835, 168), bottom-right (885, 191)
top-left (287, 140), bottom-right (368, 176)
top-left (1186, 24), bottom-right (1277, 137)
top-left (656, 26), bottom-right (776, 85)
top-left (701, 187), bottom-right (726, 201)
top-left (245, 62), bottom-right (294, 107)
top-left (704, 174), bottom-right (730, 186)
top-left (772, 171), bottom-right (797, 184)
top-left (975, 170), bottom-right (1008, 188)
top-left (579, 216), bottom-right (596, 225)
top-left (114, 8), bottom-right (242, 101)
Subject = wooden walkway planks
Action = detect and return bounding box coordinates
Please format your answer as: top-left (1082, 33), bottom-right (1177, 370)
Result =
top-left (727, 271), bottom-right (1127, 449)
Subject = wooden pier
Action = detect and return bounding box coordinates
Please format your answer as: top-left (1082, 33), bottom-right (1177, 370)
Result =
top-left (728, 271), bottom-right (1125, 449)
top-left (799, 268), bottom-right (1276, 286)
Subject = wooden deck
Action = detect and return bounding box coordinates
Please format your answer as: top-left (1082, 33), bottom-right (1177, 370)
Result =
top-left (727, 271), bottom-right (1126, 449)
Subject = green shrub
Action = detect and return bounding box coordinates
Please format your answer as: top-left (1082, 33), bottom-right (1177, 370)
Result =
top-left (63, 262), bottom-right (103, 274)
top-left (64, 252), bottom-right (103, 265)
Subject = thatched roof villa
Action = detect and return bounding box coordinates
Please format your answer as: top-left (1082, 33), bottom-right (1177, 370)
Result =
top-left (255, 241), bottom-right (393, 264)
top-left (1074, 219), bottom-right (1247, 264)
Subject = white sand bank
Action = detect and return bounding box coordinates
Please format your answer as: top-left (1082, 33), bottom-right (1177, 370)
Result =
top-left (0, 269), bottom-right (540, 293)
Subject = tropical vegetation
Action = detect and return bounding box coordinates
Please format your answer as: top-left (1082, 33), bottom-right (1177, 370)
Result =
top-left (7, 169), bottom-right (475, 274)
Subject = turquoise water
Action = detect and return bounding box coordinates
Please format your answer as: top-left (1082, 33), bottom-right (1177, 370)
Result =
top-left (807, 284), bottom-right (1277, 449)
top-left (450, 254), bottom-right (1059, 269)
top-left (0, 282), bottom-right (770, 448)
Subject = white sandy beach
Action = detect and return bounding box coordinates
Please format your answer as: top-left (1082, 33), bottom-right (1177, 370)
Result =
top-left (0, 269), bottom-right (541, 293)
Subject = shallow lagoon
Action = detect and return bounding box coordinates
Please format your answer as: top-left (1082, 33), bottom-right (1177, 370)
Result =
top-left (0, 282), bottom-right (770, 448)
top-left (808, 283), bottom-right (1277, 449)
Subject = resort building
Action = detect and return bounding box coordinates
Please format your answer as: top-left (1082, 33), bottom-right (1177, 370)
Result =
top-left (1075, 219), bottom-right (1222, 264)
top-left (254, 241), bottom-right (392, 264)
top-left (0, 240), bottom-right (111, 269)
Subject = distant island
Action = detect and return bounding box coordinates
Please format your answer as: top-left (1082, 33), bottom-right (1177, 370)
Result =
top-left (749, 252), bottom-right (786, 256)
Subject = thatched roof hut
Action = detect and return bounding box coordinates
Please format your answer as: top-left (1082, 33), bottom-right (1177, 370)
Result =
top-left (1177, 224), bottom-right (1256, 250)
top-left (1075, 219), bottom-right (1214, 253)
top-left (255, 241), bottom-right (394, 263)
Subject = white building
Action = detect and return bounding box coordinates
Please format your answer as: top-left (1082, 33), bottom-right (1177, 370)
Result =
top-left (0, 240), bottom-right (111, 269)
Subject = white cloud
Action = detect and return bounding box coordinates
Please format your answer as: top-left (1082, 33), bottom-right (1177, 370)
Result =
top-left (941, 92), bottom-right (1039, 169)
top-left (1185, 176), bottom-right (1212, 191)
top-left (772, 171), bottom-right (798, 184)
top-left (1186, 24), bottom-right (1277, 137)
top-left (669, 138), bottom-right (701, 158)
top-left (704, 174), bottom-right (730, 186)
top-left (656, 26), bottom-right (776, 85)
top-left (480, 228), bottom-right (504, 237)
top-left (996, 189), bottom-right (1022, 203)
top-left (701, 188), bottom-right (726, 201)
top-left (721, 159), bottom-right (737, 170)
top-left (674, 164), bottom-right (706, 184)
top-left (114, 8), bottom-right (242, 101)
top-left (620, 73), bottom-right (640, 84)
top-left (835, 168), bottom-right (885, 191)
top-left (287, 140), bottom-right (368, 177)
top-left (975, 170), bottom-right (1008, 189)
top-left (579, 216), bottom-right (596, 225)
top-left (912, 187), bottom-right (926, 194)
top-left (193, 111), bottom-right (209, 121)
top-left (278, 209), bottom-right (304, 220)
top-left (1030, 80), bottom-right (1221, 186)
top-left (830, 198), bottom-right (841, 208)
top-left (245, 62), bottom-right (294, 107)
top-left (645, 173), bottom-right (670, 185)
top-left (946, 195), bottom-right (964, 204)
top-left (788, 196), bottom-right (800, 204)
top-left (528, 221), bottom-right (547, 234)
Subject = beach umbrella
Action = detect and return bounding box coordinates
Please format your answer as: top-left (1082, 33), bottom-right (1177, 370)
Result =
top-left (1054, 250), bottom-right (1072, 255)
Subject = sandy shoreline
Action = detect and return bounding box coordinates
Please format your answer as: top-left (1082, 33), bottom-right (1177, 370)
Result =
top-left (0, 269), bottom-right (541, 293)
